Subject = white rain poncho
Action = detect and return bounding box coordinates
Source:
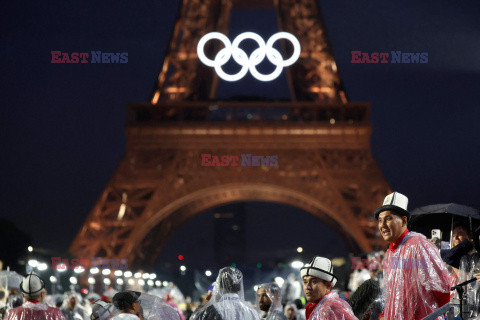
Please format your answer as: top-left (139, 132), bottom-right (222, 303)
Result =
top-left (257, 283), bottom-right (288, 320)
top-left (306, 292), bottom-right (358, 320)
top-left (60, 292), bottom-right (90, 320)
top-left (90, 300), bottom-right (118, 320)
top-left (381, 231), bottom-right (451, 320)
top-left (0, 270), bottom-right (24, 314)
top-left (6, 301), bottom-right (67, 320)
top-left (110, 292), bottom-right (180, 320)
top-left (458, 252), bottom-right (480, 317)
top-left (281, 274), bottom-right (302, 305)
top-left (191, 267), bottom-right (260, 320)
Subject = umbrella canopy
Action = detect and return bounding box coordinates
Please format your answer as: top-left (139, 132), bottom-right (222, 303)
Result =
top-left (0, 270), bottom-right (23, 290)
top-left (409, 203), bottom-right (480, 242)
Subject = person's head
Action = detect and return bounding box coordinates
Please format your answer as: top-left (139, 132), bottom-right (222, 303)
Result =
top-left (378, 211), bottom-right (408, 243)
top-left (300, 257), bottom-right (336, 302)
top-left (284, 303), bottom-right (297, 319)
top-left (301, 276), bottom-right (332, 303)
top-left (257, 287), bottom-right (271, 312)
top-left (375, 192), bottom-right (410, 243)
top-left (112, 291), bottom-right (141, 315)
top-left (217, 267), bottom-right (242, 294)
top-left (20, 272), bottom-right (46, 302)
top-left (474, 226), bottom-right (480, 253)
top-left (66, 293), bottom-right (78, 309)
top-left (90, 300), bottom-right (110, 320)
top-left (452, 223), bottom-right (471, 247)
top-left (257, 283), bottom-right (281, 312)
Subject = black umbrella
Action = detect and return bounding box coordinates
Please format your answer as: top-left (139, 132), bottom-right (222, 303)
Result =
top-left (409, 203), bottom-right (480, 243)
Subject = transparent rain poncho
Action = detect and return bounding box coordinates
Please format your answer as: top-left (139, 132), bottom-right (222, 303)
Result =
top-left (458, 252), bottom-right (480, 317)
top-left (91, 300), bottom-right (118, 320)
top-left (257, 283), bottom-right (287, 320)
top-left (60, 292), bottom-right (90, 320)
top-left (191, 267), bottom-right (260, 320)
top-left (110, 292), bottom-right (180, 320)
top-left (281, 274), bottom-right (302, 305)
top-left (5, 300), bottom-right (67, 320)
top-left (381, 232), bottom-right (451, 320)
top-left (307, 292), bottom-right (358, 320)
top-left (0, 270), bottom-right (24, 313)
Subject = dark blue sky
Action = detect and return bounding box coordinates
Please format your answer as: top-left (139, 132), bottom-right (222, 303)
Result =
top-left (1, 0), bottom-right (479, 263)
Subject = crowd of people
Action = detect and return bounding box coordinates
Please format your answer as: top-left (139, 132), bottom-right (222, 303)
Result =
top-left (1, 191), bottom-right (480, 320)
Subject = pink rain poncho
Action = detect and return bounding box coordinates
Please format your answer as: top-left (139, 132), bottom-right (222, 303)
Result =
top-left (306, 292), bottom-right (358, 320)
top-left (6, 301), bottom-right (67, 320)
top-left (381, 231), bottom-right (451, 320)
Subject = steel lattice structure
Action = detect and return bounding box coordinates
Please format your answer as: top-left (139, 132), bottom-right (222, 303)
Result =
top-left (70, 0), bottom-right (390, 269)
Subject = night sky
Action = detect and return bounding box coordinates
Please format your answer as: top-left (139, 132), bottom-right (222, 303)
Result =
top-left (1, 0), bottom-right (480, 272)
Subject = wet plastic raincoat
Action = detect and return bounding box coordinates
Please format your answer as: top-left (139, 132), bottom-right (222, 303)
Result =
top-left (257, 283), bottom-right (287, 320)
top-left (306, 292), bottom-right (358, 320)
top-left (381, 231), bottom-right (451, 320)
top-left (191, 267), bottom-right (260, 320)
top-left (6, 301), bottom-right (67, 320)
top-left (91, 300), bottom-right (118, 320)
top-left (459, 252), bottom-right (480, 317)
top-left (110, 292), bottom-right (180, 320)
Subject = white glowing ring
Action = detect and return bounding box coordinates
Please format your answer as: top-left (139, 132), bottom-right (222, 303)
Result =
top-left (214, 47), bottom-right (249, 82)
top-left (197, 32), bottom-right (231, 67)
top-left (197, 31), bottom-right (301, 82)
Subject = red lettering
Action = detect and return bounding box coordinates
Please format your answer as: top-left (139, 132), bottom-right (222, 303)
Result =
top-left (230, 156), bottom-right (239, 166)
top-left (220, 155), bottom-right (229, 166)
top-left (51, 51), bottom-right (62, 63)
top-left (351, 257), bottom-right (363, 269)
top-left (61, 52), bottom-right (71, 63)
top-left (361, 53), bottom-right (370, 63)
top-left (211, 156), bottom-right (220, 166)
top-left (51, 257), bottom-right (61, 269)
top-left (71, 258), bottom-right (79, 269)
top-left (201, 154), bottom-right (212, 166)
top-left (59, 258), bottom-right (69, 270)
top-left (370, 52), bottom-right (379, 63)
top-left (351, 51), bottom-right (361, 63)
top-left (70, 52), bottom-right (79, 63)
top-left (362, 258), bottom-right (369, 269)
top-left (379, 52), bottom-right (389, 63)
top-left (80, 259), bottom-right (90, 268)
top-left (79, 52), bottom-right (89, 63)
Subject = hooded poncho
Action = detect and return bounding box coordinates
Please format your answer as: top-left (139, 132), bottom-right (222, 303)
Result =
top-left (257, 283), bottom-right (288, 320)
top-left (191, 267), bottom-right (260, 320)
top-left (381, 231), bottom-right (451, 320)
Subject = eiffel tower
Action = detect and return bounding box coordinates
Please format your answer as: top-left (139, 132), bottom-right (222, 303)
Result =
top-left (70, 0), bottom-right (390, 269)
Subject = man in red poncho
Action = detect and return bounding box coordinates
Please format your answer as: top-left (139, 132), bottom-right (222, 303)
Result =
top-left (6, 272), bottom-right (66, 320)
top-left (301, 256), bottom-right (358, 320)
top-left (376, 192), bottom-right (451, 320)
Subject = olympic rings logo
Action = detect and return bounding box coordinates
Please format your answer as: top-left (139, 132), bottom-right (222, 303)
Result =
top-left (197, 32), bottom-right (301, 82)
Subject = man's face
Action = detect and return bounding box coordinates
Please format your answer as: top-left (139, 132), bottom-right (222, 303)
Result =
top-left (285, 306), bottom-right (295, 319)
top-left (257, 288), bottom-right (271, 312)
top-left (68, 296), bottom-right (77, 309)
top-left (132, 301), bottom-right (141, 316)
top-left (452, 226), bottom-right (470, 247)
top-left (302, 276), bottom-right (331, 302)
top-left (378, 211), bottom-right (407, 243)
